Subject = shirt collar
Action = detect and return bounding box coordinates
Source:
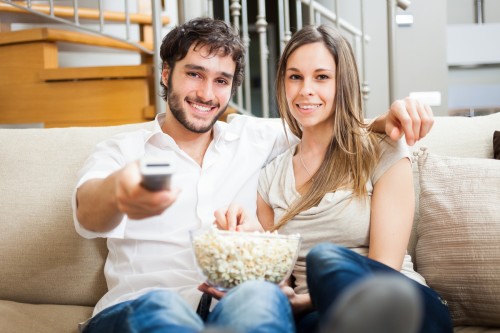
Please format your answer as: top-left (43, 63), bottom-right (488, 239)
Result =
top-left (147, 112), bottom-right (241, 149)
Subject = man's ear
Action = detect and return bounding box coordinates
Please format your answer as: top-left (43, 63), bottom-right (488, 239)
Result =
top-left (161, 65), bottom-right (169, 87)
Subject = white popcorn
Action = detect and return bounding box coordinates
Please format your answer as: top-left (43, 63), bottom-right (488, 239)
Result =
top-left (191, 228), bottom-right (301, 290)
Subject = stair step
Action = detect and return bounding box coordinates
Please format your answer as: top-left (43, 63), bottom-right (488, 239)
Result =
top-left (0, 27), bottom-right (152, 52)
top-left (40, 64), bottom-right (152, 81)
top-left (0, 3), bottom-right (170, 25)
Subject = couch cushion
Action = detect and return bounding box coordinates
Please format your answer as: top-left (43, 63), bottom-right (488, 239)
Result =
top-left (415, 152), bottom-right (500, 326)
top-left (407, 112), bottom-right (500, 264)
top-left (0, 122), bottom-right (152, 307)
top-left (0, 300), bottom-right (92, 333)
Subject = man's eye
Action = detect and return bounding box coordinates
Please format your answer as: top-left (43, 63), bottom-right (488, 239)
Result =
top-left (216, 79), bottom-right (229, 85)
top-left (187, 72), bottom-right (200, 78)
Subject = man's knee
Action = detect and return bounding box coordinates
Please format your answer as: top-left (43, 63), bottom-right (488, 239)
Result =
top-left (232, 280), bottom-right (281, 297)
top-left (133, 290), bottom-right (185, 309)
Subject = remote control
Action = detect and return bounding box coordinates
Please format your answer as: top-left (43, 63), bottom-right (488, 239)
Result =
top-left (139, 155), bottom-right (174, 191)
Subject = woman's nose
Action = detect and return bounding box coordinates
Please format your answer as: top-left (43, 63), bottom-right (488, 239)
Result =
top-left (299, 80), bottom-right (314, 96)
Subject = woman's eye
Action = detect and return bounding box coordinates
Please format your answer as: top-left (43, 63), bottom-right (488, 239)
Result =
top-left (317, 74), bottom-right (329, 80)
top-left (289, 74), bottom-right (301, 80)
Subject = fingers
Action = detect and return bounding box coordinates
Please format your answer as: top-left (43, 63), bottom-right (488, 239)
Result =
top-left (419, 103), bottom-right (434, 139)
top-left (115, 161), bottom-right (180, 219)
top-left (214, 208), bottom-right (229, 230)
top-left (214, 204), bottom-right (246, 231)
top-left (225, 204), bottom-right (244, 231)
top-left (389, 97), bottom-right (434, 146)
top-left (198, 283), bottom-right (225, 300)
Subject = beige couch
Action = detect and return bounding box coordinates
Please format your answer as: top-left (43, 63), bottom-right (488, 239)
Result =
top-left (0, 113), bottom-right (499, 333)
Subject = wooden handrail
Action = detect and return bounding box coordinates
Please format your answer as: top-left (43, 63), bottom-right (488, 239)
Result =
top-left (40, 65), bottom-right (152, 82)
top-left (0, 28), bottom-right (153, 52)
top-left (0, 3), bottom-right (170, 25)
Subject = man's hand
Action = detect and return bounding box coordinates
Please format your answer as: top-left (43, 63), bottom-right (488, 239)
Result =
top-left (115, 161), bottom-right (180, 220)
top-left (372, 97), bottom-right (434, 146)
top-left (76, 160), bottom-right (181, 233)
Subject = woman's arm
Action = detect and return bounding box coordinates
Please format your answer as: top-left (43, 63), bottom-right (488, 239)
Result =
top-left (256, 193), bottom-right (275, 231)
top-left (368, 158), bottom-right (414, 270)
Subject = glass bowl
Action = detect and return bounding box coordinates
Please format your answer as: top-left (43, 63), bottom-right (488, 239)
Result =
top-left (190, 227), bottom-right (301, 291)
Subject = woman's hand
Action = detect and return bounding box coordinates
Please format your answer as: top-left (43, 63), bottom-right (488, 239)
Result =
top-left (280, 285), bottom-right (314, 316)
top-left (198, 282), bottom-right (226, 300)
top-left (214, 203), bottom-right (264, 232)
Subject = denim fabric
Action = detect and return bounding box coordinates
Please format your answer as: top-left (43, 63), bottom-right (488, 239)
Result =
top-left (83, 280), bottom-right (294, 333)
top-left (301, 243), bottom-right (453, 333)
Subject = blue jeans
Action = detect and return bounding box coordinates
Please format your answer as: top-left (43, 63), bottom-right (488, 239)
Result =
top-left (83, 280), bottom-right (295, 333)
top-left (297, 243), bottom-right (453, 333)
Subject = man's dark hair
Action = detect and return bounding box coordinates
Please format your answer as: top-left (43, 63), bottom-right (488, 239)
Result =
top-left (159, 17), bottom-right (245, 99)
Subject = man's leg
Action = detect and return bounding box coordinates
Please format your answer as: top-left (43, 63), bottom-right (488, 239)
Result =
top-left (206, 280), bottom-right (295, 333)
top-left (84, 290), bottom-right (204, 333)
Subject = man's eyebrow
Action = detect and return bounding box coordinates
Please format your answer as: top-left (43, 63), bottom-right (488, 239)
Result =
top-left (184, 64), bottom-right (234, 80)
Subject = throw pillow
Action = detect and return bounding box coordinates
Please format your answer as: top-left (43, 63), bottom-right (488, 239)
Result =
top-left (494, 130), bottom-right (500, 160)
top-left (416, 151), bottom-right (500, 326)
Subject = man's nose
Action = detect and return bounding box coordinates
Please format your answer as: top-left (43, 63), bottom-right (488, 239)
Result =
top-left (197, 81), bottom-right (215, 101)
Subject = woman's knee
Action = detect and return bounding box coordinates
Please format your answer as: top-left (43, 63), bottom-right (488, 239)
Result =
top-left (307, 243), bottom-right (349, 269)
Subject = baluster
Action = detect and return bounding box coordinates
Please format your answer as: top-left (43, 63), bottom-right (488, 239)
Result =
top-left (360, 0), bottom-right (370, 105)
top-left (256, 0), bottom-right (269, 118)
top-left (241, 0), bottom-right (252, 114)
top-left (230, 0), bottom-right (243, 110)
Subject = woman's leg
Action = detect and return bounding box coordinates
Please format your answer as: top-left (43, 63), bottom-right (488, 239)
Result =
top-left (306, 243), bottom-right (453, 333)
top-left (207, 280), bottom-right (295, 333)
top-left (83, 290), bottom-right (204, 333)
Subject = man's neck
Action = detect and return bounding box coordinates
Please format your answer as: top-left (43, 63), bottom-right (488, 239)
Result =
top-left (161, 112), bottom-right (214, 166)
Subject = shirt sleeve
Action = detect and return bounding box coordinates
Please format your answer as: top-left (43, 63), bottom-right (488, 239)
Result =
top-left (371, 136), bottom-right (411, 185)
top-left (72, 131), bottom-right (145, 239)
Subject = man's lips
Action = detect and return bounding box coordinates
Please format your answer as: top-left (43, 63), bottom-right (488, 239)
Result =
top-left (187, 100), bottom-right (218, 113)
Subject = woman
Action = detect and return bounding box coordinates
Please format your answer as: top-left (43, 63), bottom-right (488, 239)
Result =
top-left (215, 24), bottom-right (452, 333)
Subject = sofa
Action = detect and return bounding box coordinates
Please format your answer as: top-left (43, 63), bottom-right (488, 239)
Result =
top-left (0, 112), bottom-right (499, 333)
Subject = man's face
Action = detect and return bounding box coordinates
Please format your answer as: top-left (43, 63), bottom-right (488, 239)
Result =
top-left (162, 45), bottom-right (236, 133)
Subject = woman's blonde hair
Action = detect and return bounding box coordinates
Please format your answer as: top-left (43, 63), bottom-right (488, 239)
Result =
top-left (273, 24), bottom-right (380, 230)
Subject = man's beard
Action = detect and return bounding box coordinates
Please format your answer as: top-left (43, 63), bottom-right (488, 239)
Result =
top-left (167, 83), bottom-right (228, 134)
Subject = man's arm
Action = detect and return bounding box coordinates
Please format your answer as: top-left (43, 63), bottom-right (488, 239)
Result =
top-left (369, 97), bottom-right (434, 146)
top-left (76, 161), bottom-right (179, 233)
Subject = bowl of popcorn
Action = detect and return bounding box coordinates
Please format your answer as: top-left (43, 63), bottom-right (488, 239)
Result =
top-left (190, 227), bottom-right (301, 291)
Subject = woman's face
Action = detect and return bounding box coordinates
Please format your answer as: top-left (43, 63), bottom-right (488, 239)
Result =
top-left (284, 42), bottom-right (337, 130)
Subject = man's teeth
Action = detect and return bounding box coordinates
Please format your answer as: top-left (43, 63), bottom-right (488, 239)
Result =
top-left (192, 103), bottom-right (212, 112)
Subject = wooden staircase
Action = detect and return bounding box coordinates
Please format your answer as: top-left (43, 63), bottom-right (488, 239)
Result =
top-left (0, 2), bottom-right (168, 128)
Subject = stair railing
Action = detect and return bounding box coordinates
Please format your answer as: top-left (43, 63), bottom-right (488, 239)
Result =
top-left (0, 0), bottom-right (168, 114)
top-left (186, 0), bottom-right (410, 118)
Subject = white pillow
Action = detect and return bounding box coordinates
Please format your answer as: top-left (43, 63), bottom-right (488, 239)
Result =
top-left (416, 151), bottom-right (500, 326)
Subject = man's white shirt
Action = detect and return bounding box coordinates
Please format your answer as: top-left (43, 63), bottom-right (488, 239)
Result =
top-left (72, 113), bottom-right (290, 316)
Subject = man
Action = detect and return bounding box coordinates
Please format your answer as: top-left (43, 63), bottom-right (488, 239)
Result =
top-left (74, 17), bottom-right (434, 333)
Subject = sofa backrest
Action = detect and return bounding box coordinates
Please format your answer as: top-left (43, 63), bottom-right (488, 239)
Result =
top-left (407, 112), bottom-right (500, 263)
top-left (0, 112), bottom-right (498, 307)
top-left (0, 122), bottom-right (152, 307)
